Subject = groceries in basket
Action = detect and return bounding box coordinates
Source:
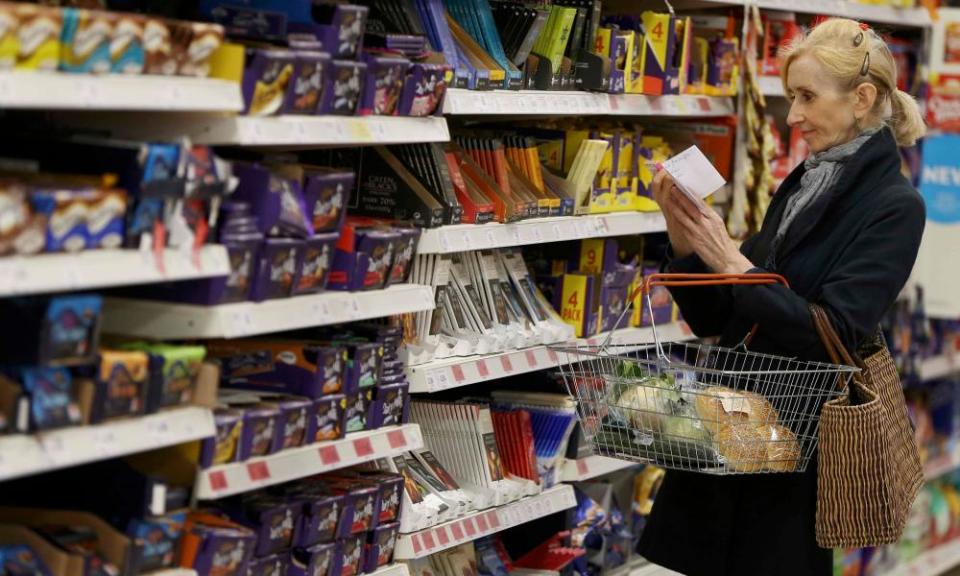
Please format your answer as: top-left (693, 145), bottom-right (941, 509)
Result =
top-left (604, 360), bottom-right (802, 473)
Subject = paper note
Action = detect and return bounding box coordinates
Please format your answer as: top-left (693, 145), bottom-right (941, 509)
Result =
top-left (661, 145), bottom-right (727, 213)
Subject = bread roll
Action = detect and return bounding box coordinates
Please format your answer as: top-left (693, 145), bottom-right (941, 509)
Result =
top-left (742, 391), bottom-right (779, 426)
top-left (694, 386), bottom-right (750, 436)
top-left (758, 424), bottom-right (801, 472)
top-left (716, 423), bottom-right (767, 472)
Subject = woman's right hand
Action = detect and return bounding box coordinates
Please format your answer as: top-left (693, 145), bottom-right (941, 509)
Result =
top-left (651, 168), bottom-right (694, 258)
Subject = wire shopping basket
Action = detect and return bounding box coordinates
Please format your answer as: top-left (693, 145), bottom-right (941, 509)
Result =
top-left (550, 273), bottom-right (857, 475)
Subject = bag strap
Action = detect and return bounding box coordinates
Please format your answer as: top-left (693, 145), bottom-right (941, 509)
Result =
top-left (809, 304), bottom-right (866, 390)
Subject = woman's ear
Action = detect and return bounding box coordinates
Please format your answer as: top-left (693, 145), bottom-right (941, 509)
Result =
top-left (853, 82), bottom-right (878, 120)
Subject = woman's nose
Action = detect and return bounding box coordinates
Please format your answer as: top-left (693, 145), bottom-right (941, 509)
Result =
top-left (787, 101), bottom-right (803, 127)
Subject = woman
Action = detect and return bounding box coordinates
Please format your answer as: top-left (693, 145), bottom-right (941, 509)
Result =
top-left (637, 18), bottom-right (926, 575)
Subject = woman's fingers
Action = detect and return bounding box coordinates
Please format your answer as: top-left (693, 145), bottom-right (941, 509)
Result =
top-left (670, 187), bottom-right (706, 222)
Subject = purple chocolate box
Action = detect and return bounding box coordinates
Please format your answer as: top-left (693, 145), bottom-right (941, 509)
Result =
top-left (271, 396), bottom-right (314, 452)
top-left (251, 238), bottom-right (304, 302)
top-left (318, 60), bottom-right (367, 116)
top-left (290, 542), bottom-right (336, 576)
top-left (190, 525), bottom-right (256, 576)
top-left (290, 4), bottom-right (367, 60)
top-left (292, 233), bottom-right (338, 296)
top-left (295, 493), bottom-right (344, 547)
top-left (363, 522), bottom-right (399, 574)
top-left (238, 404), bottom-right (281, 461)
top-left (343, 390), bottom-right (374, 434)
top-left (200, 408), bottom-right (244, 469)
top-left (332, 534), bottom-right (365, 576)
top-left (371, 383), bottom-right (409, 429)
top-left (360, 54), bottom-right (409, 116)
top-left (283, 51), bottom-right (331, 115)
top-left (309, 394), bottom-right (347, 442)
top-left (242, 48), bottom-right (296, 116)
top-left (302, 170), bottom-right (354, 234)
top-left (398, 63), bottom-right (448, 117)
top-left (330, 484), bottom-right (378, 537)
top-left (385, 228), bottom-right (420, 286)
top-left (243, 497), bottom-right (300, 558)
top-left (246, 552), bottom-right (290, 576)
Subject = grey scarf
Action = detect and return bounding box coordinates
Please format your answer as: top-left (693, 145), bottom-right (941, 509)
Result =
top-left (765, 128), bottom-right (880, 270)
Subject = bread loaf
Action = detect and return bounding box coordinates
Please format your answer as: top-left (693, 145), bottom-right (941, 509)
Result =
top-left (694, 386), bottom-right (750, 436)
top-left (716, 423), bottom-right (767, 472)
top-left (758, 424), bottom-right (800, 472)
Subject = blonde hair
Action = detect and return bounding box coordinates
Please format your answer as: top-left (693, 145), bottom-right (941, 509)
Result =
top-left (780, 18), bottom-right (926, 147)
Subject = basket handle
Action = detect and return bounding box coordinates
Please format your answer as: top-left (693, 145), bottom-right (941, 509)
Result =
top-left (639, 272), bottom-right (791, 297)
top-left (809, 304), bottom-right (865, 390)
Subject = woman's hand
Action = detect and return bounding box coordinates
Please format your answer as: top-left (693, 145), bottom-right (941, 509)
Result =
top-left (667, 184), bottom-right (755, 275)
top-left (651, 169), bottom-right (694, 258)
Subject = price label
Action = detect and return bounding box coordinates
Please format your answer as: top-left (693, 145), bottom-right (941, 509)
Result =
top-left (547, 349), bottom-right (559, 364)
top-left (62, 264), bottom-right (84, 290)
top-left (387, 429), bottom-right (407, 449)
top-left (312, 301), bottom-right (332, 324)
top-left (319, 445), bottom-right (341, 465)
top-left (674, 99), bottom-right (689, 114)
top-left (577, 459), bottom-right (590, 477)
top-left (440, 232), bottom-right (452, 253)
top-left (462, 233), bottom-right (473, 250)
top-left (509, 227), bottom-right (522, 246)
top-left (347, 119), bottom-right (373, 141)
top-left (435, 371), bottom-right (451, 390)
top-left (697, 97), bottom-right (712, 112)
top-left (147, 418), bottom-right (170, 444)
top-left (349, 298), bottom-right (362, 319)
top-left (435, 527), bottom-right (450, 546)
top-left (486, 511), bottom-right (501, 529)
top-left (500, 355), bottom-right (513, 373)
top-left (353, 437), bottom-right (375, 457)
top-left (485, 230), bottom-right (497, 248)
top-left (412, 535), bottom-right (423, 555)
top-left (228, 310), bottom-right (254, 338)
top-left (532, 227), bottom-right (544, 242)
top-left (551, 224), bottom-right (562, 240)
top-left (0, 260), bottom-right (19, 295)
top-left (41, 435), bottom-right (68, 464)
top-left (450, 522), bottom-right (465, 541)
top-left (425, 372), bottom-right (437, 391)
top-left (0, 74), bottom-right (11, 100)
top-left (475, 359), bottom-right (489, 378)
top-left (476, 514), bottom-right (489, 532)
top-left (462, 518), bottom-right (477, 537)
top-left (421, 531), bottom-right (437, 550)
top-left (681, 322), bottom-right (693, 336)
top-left (208, 471), bottom-right (228, 492)
top-left (525, 350), bottom-right (538, 368)
top-left (451, 365), bottom-right (465, 383)
top-left (247, 461), bottom-right (271, 481)
top-left (77, 78), bottom-right (101, 107)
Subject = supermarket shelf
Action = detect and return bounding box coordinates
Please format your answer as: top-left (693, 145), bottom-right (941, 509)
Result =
top-left (759, 76), bottom-right (785, 98)
top-left (0, 406), bottom-right (214, 483)
top-left (406, 322), bottom-right (693, 393)
top-left (61, 113), bottom-right (451, 146)
top-left (561, 455), bottom-right (638, 482)
top-left (884, 539), bottom-right (960, 576)
top-left (443, 89), bottom-right (735, 117)
top-left (925, 443), bottom-right (960, 480)
top-left (195, 424), bottom-right (423, 500)
top-left (394, 484), bottom-right (576, 559)
top-left (630, 562), bottom-right (683, 576)
top-left (101, 284), bottom-right (436, 340)
top-left (921, 354), bottom-right (960, 383)
top-left (366, 564), bottom-right (409, 576)
top-left (417, 212), bottom-right (666, 254)
top-left (0, 246), bottom-right (229, 297)
top-left (0, 72), bottom-right (242, 111)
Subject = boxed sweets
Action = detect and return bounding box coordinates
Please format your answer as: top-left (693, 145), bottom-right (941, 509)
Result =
top-left (199, 408), bottom-right (244, 468)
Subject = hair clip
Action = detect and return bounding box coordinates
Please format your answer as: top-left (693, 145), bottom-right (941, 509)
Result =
top-left (860, 52), bottom-right (870, 76)
top-left (853, 31), bottom-right (865, 47)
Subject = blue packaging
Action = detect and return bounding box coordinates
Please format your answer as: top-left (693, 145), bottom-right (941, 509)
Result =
top-left (20, 366), bottom-right (82, 430)
top-left (60, 8), bottom-right (112, 74)
top-left (110, 14), bottom-right (146, 73)
top-left (127, 510), bottom-right (186, 572)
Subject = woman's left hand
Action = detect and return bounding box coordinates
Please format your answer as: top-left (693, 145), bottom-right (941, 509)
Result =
top-left (666, 186), bottom-right (755, 274)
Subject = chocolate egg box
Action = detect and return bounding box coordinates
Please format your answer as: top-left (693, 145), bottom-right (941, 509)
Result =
top-left (88, 348), bottom-right (149, 422)
top-left (398, 63), bottom-right (449, 117)
top-left (332, 533), bottom-right (366, 576)
top-left (251, 238), bottom-right (304, 302)
top-left (323, 481), bottom-right (379, 537)
top-left (14, 3), bottom-right (62, 71)
top-left (329, 225), bottom-right (399, 292)
top-left (371, 382), bottom-right (409, 429)
top-left (283, 50), bottom-right (331, 115)
top-left (0, 294), bottom-right (102, 367)
top-left (232, 402), bottom-right (282, 461)
top-left (268, 394), bottom-right (314, 453)
top-left (360, 53), bottom-right (409, 116)
top-left (232, 163), bottom-right (313, 238)
top-left (60, 8), bottom-right (112, 74)
top-left (385, 228), bottom-right (419, 286)
top-left (247, 552), bottom-right (291, 576)
top-left (293, 233), bottom-right (338, 296)
top-left (226, 494), bottom-right (301, 558)
top-left (318, 59), bottom-right (366, 116)
top-left (302, 169), bottom-right (354, 234)
top-left (199, 408), bottom-right (243, 469)
top-left (290, 541), bottom-right (336, 576)
top-left (327, 472), bottom-right (402, 525)
top-left (15, 367), bottom-right (82, 431)
top-left (284, 490), bottom-right (343, 548)
top-left (211, 340), bottom-right (346, 399)
top-left (364, 521), bottom-right (399, 573)
top-left (343, 389), bottom-right (374, 434)
top-left (242, 48), bottom-right (296, 116)
top-left (290, 4), bottom-right (368, 61)
top-left (308, 394), bottom-right (347, 443)
top-left (180, 512), bottom-right (256, 576)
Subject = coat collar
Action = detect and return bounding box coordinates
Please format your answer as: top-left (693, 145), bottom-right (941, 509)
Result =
top-left (761, 127), bottom-right (902, 268)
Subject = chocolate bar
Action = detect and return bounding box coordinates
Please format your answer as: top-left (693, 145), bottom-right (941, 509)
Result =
top-left (242, 48), bottom-right (296, 116)
top-left (199, 408), bottom-right (243, 468)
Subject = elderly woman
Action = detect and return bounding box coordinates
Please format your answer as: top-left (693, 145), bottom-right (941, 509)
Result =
top-left (637, 18), bottom-right (927, 576)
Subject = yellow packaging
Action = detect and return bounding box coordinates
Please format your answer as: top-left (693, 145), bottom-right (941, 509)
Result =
top-left (208, 42), bottom-right (245, 83)
top-left (639, 11), bottom-right (673, 94)
top-left (617, 31), bottom-right (635, 93)
top-left (561, 274), bottom-right (599, 338)
top-left (539, 140), bottom-right (565, 172)
top-left (0, 5), bottom-right (18, 70)
top-left (629, 31), bottom-right (645, 93)
top-left (563, 129), bottom-right (590, 174)
top-left (579, 239), bottom-right (605, 274)
top-left (594, 27), bottom-right (614, 61)
top-left (629, 270), bottom-right (643, 327)
top-left (15, 4), bottom-right (61, 71)
top-left (676, 17), bottom-right (693, 95)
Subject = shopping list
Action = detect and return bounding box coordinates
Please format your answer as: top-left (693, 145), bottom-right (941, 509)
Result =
top-left (660, 145), bottom-right (726, 215)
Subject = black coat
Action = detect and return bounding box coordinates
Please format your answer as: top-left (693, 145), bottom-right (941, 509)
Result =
top-left (637, 127), bottom-right (926, 576)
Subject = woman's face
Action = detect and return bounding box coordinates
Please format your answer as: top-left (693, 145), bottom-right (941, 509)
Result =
top-left (785, 54), bottom-right (859, 154)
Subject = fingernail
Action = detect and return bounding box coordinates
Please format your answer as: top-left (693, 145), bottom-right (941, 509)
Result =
top-left (654, 162), bottom-right (663, 171)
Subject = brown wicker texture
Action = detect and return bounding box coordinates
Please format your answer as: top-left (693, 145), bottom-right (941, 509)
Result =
top-left (811, 304), bottom-right (923, 548)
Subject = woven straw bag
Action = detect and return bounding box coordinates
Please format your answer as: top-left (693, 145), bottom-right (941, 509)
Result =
top-left (810, 304), bottom-right (923, 548)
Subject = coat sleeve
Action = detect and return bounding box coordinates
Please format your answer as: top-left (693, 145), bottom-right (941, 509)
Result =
top-left (663, 235), bottom-right (761, 338)
top-left (728, 188), bottom-right (925, 355)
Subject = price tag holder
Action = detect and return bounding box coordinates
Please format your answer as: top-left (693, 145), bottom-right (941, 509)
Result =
top-left (319, 445), bottom-right (341, 465)
top-left (387, 429), bottom-right (407, 449)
